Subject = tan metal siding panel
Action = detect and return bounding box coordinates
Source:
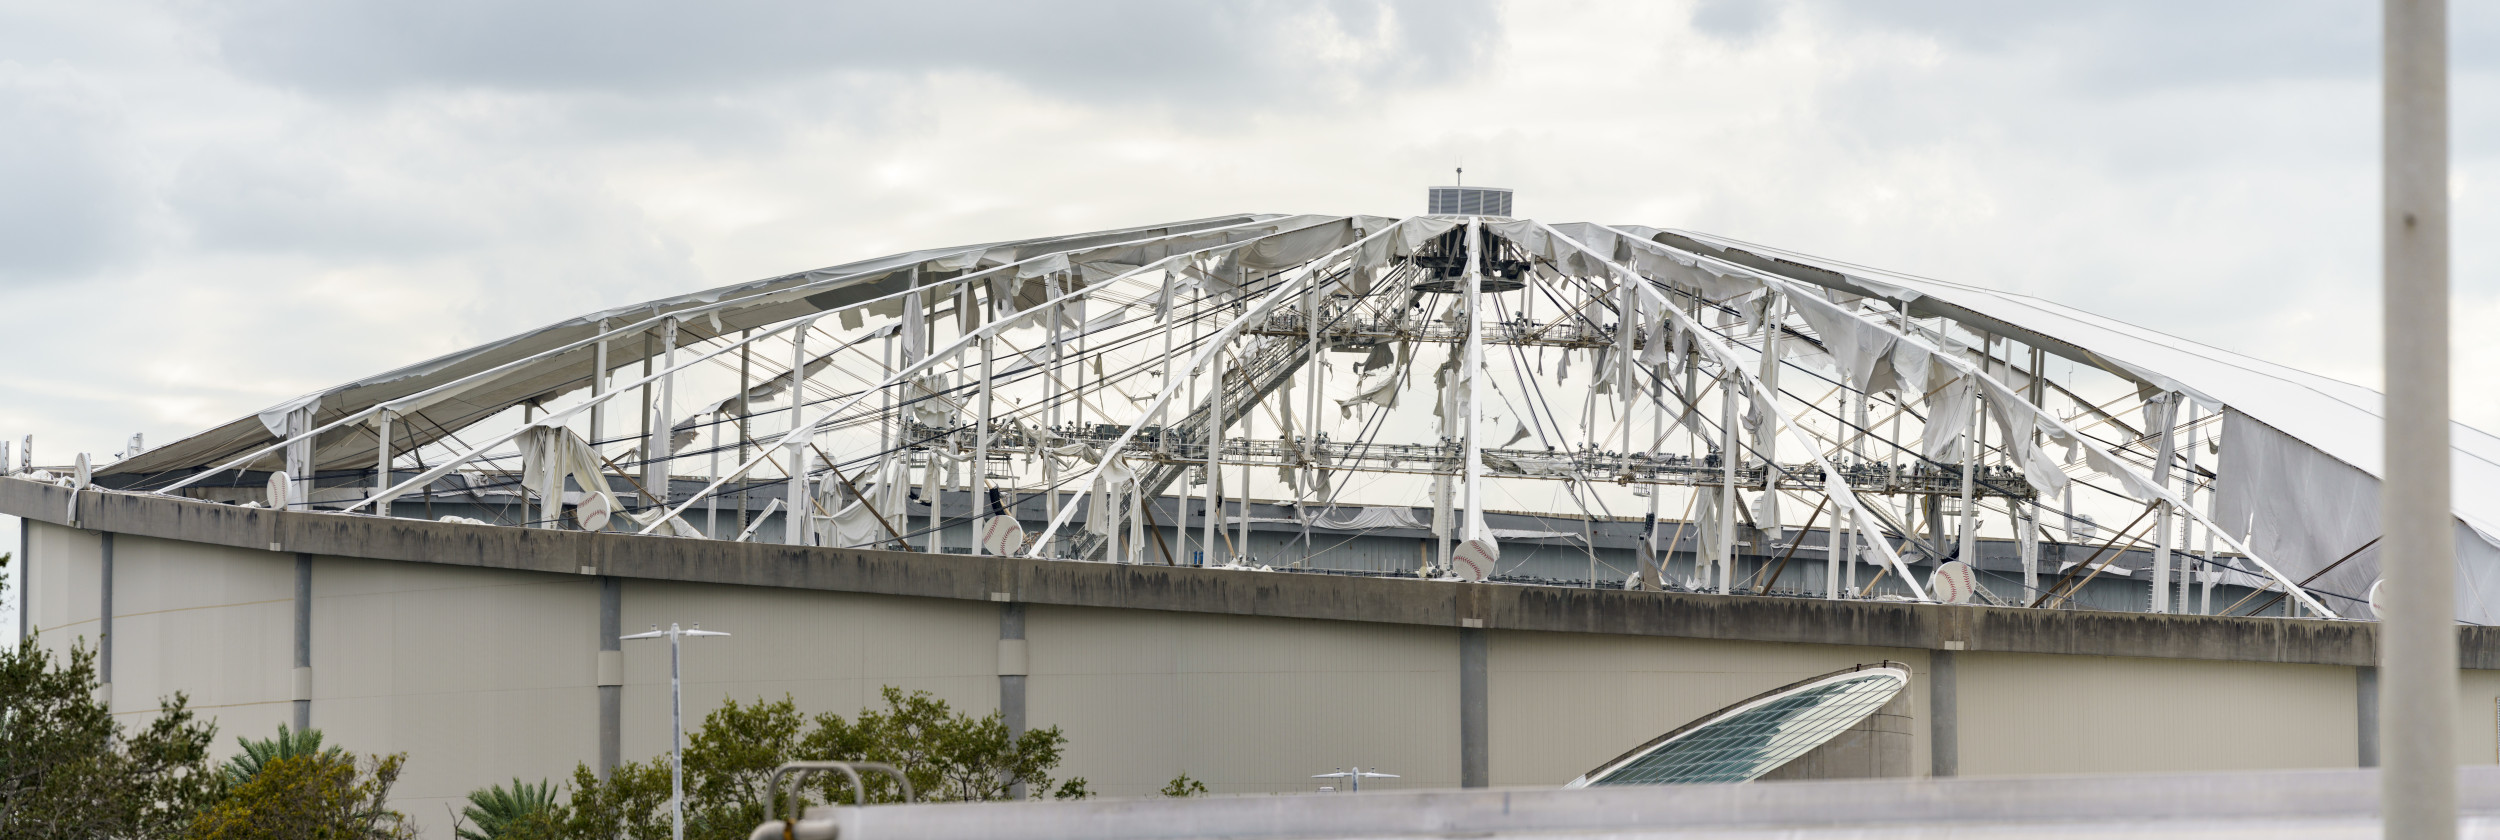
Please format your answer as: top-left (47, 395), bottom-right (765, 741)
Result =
top-left (108, 535), bottom-right (292, 719)
top-left (1026, 606), bottom-right (1461, 797)
top-left (1956, 651), bottom-right (2355, 775)
top-left (615, 580), bottom-right (999, 766)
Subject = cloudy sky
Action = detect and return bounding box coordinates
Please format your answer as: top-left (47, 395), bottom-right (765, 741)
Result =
top-left (3, 0), bottom-right (2494, 628)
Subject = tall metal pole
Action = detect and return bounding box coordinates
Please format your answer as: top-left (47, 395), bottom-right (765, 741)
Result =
top-left (620, 623), bottom-right (727, 840)
top-left (2383, 0), bottom-right (2454, 836)
top-left (669, 628), bottom-right (683, 840)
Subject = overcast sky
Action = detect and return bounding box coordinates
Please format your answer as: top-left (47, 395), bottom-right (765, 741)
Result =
top-left (4, 1), bottom-right (2495, 629)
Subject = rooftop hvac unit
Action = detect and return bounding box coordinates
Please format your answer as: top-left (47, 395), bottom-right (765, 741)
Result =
top-left (1427, 186), bottom-right (1513, 217)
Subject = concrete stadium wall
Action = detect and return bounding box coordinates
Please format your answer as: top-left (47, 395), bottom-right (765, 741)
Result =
top-left (16, 478), bottom-right (2500, 838)
top-left (313, 556), bottom-right (601, 821)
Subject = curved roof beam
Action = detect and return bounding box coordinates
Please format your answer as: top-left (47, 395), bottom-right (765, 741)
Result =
top-left (1594, 224), bottom-right (2332, 617)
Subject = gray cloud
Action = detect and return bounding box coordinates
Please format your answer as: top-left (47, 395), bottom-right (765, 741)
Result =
top-left (1690, 0), bottom-right (1780, 42)
top-left (1773, 1), bottom-right (2500, 90)
top-left (198, 0), bottom-right (1496, 107)
top-left (0, 76), bottom-right (146, 285)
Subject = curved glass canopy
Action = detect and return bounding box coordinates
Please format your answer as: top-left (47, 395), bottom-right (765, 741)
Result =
top-left (1566, 662), bottom-right (1910, 787)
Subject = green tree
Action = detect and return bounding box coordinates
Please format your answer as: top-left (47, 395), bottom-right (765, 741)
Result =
top-left (802, 686), bottom-right (1085, 803)
top-left (681, 696), bottom-right (809, 833)
top-left (1160, 772), bottom-right (1210, 798)
top-left (0, 635), bottom-right (221, 839)
top-left (223, 724), bottom-right (343, 785)
top-left (555, 760), bottom-right (670, 840)
top-left (557, 687), bottom-right (1091, 839)
top-left (456, 778), bottom-right (565, 840)
top-left (185, 751), bottom-right (416, 840)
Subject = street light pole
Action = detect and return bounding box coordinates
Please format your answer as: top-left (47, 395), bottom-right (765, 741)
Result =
top-left (621, 622), bottom-right (730, 840)
top-left (2384, 2), bottom-right (2453, 839)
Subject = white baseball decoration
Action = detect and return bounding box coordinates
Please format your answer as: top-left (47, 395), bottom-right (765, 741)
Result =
top-left (575, 492), bottom-right (613, 532)
top-left (1452, 537), bottom-right (1500, 582)
top-left (982, 515), bottom-right (1028, 557)
top-left (1927, 560), bottom-right (1977, 605)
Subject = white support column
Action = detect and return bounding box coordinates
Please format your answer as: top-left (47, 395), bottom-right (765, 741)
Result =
top-left (1958, 382), bottom-right (1979, 568)
top-left (1681, 309), bottom-right (1704, 588)
top-left (1238, 359), bottom-right (1253, 561)
top-left (1239, 271), bottom-right (1260, 561)
top-left (539, 404), bottom-right (564, 530)
top-left (973, 328), bottom-right (996, 556)
top-left (1646, 337), bottom-right (1666, 592)
top-left (1895, 305), bottom-right (1915, 531)
top-left (2148, 393), bottom-right (2181, 613)
top-left (590, 318), bottom-right (610, 449)
top-left (2177, 401), bottom-right (2205, 610)
top-left (705, 434), bottom-right (719, 537)
top-left (785, 440), bottom-right (811, 546)
top-left (1167, 277), bottom-right (1187, 564)
top-left (1844, 379), bottom-right (1871, 599)
top-left (373, 411), bottom-right (394, 518)
top-left (1758, 295), bottom-right (1785, 543)
top-left (1434, 474), bottom-right (1453, 573)
top-left (1305, 270), bottom-right (1324, 476)
top-left (1718, 368), bottom-right (1738, 594)
top-left (1203, 350), bottom-right (1224, 566)
top-left (1042, 274), bottom-right (1062, 557)
top-left (2022, 345), bottom-right (2044, 604)
top-left (924, 439), bottom-right (943, 552)
top-left (2199, 521), bottom-right (2217, 615)
top-left (1827, 511), bottom-right (1845, 599)
top-left (1617, 264), bottom-right (1637, 471)
top-left (1301, 266), bottom-right (1324, 564)
top-left (284, 403), bottom-right (315, 510)
top-left (644, 316), bottom-right (680, 507)
top-left (1129, 479), bottom-right (1145, 565)
top-left (783, 320), bottom-right (814, 546)
top-left (926, 286), bottom-right (947, 555)
top-left (1103, 471), bottom-right (1122, 564)
top-left (881, 329), bottom-right (897, 455)
top-left (1461, 219), bottom-right (1487, 546)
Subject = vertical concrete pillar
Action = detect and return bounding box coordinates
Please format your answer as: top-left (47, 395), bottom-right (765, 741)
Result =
top-left (293, 553), bottom-right (312, 731)
top-left (98, 532), bottom-right (113, 707)
top-left (2381, 1), bottom-right (2457, 837)
top-left (1929, 650), bottom-right (1958, 778)
top-left (598, 576), bottom-right (622, 778)
top-left (2358, 665), bottom-right (2381, 767)
top-left (1459, 627), bottom-right (1487, 788)
top-left (1000, 602), bottom-right (1028, 799)
top-left (17, 524), bottom-right (28, 640)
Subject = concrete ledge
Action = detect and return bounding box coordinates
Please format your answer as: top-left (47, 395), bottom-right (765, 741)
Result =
top-left (4, 477), bottom-right (2475, 667)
